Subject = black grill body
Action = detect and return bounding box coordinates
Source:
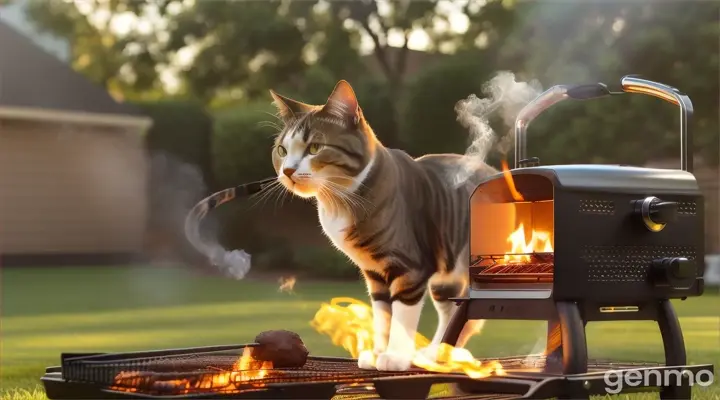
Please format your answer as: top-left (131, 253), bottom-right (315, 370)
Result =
top-left (440, 76), bottom-right (711, 400)
top-left (469, 164), bottom-right (705, 303)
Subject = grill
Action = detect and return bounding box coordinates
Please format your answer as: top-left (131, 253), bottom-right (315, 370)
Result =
top-left (41, 343), bottom-right (713, 399)
top-left (40, 76), bottom-right (715, 400)
top-left (440, 76), bottom-right (712, 399)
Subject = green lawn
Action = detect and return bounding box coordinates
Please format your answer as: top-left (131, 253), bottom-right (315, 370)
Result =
top-left (1, 265), bottom-right (718, 399)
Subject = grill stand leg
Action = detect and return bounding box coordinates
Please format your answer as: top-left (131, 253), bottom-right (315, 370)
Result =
top-left (440, 300), bottom-right (469, 346)
top-left (549, 302), bottom-right (590, 400)
top-left (557, 301), bottom-right (588, 376)
top-left (657, 299), bottom-right (691, 400)
top-left (544, 317), bottom-right (563, 374)
top-left (544, 302), bottom-right (588, 376)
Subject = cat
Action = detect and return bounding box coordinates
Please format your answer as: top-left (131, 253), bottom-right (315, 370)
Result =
top-left (268, 80), bottom-right (498, 372)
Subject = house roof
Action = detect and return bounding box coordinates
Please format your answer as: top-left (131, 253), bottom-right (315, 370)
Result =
top-left (0, 20), bottom-right (145, 118)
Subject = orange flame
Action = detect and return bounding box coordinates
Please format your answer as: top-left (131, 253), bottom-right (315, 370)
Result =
top-left (500, 159), bottom-right (553, 263)
top-left (310, 297), bottom-right (504, 379)
top-left (504, 223), bottom-right (553, 263)
top-left (501, 160), bottom-right (524, 201)
top-left (111, 347), bottom-right (272, 394)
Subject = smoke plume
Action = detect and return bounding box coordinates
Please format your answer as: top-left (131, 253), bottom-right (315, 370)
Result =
top-left (452, 71), bottom-right (543, 186)
top-left (147, 152), bottom-right (252, 280)
top-left (148, 153), bottom-right (253, 280)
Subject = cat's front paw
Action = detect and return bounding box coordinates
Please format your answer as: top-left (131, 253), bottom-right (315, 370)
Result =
top-left (375, 351), bottom-right (413, 371)
top-left (357, 350), bottom-right (376, 370)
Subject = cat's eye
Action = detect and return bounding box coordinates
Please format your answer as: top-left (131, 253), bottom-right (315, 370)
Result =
top-left (308, 143), bottom-right (323, 155)
top-left (276, 145), bottom-right (287, 157)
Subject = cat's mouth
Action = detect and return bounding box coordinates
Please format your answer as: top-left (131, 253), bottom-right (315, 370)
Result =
top-left (279, 176), bottom-right (318, 198)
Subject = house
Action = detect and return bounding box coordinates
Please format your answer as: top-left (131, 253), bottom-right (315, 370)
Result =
top-left (0, 20), bottom-right (153, 266)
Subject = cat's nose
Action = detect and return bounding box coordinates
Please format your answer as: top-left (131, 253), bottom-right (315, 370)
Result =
top-left (283, 168), bottom-right (296, 178)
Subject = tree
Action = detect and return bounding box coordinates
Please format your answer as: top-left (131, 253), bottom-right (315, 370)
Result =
top-left (23, 0), bottom-right (163, 99)
top-left (498, 1), bottom-right (719, 167)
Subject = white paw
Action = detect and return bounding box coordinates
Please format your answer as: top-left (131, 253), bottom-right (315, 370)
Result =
top-left (417, 344), bottom-right (441, 362)
top-left (375, 351), bottom-right (413, 371)
top-left (357, 350), bottom-right (376, 370)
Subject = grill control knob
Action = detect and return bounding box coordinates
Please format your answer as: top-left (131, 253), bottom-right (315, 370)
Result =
top-left (650, 257), bottom-right (695, 288)
top-left (632, 196), bottom-right (678, 232)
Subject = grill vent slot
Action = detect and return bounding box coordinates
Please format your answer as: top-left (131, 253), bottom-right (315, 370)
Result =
top-left (578, 200), bottom-right (615, 215)
top-left (677, 201), bottom-right (697, 216)
top-left (583, 245), bottom-right (696, 282)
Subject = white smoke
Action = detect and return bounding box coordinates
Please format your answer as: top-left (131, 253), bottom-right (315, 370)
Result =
top-left (146, 152), bottom-right (253, 279)
top-left (148, 152), bottom-right (208, 237)
top-left (452, 71), bottom-right (543, 186)
top-left (150, 152), bottom-right (254, 280)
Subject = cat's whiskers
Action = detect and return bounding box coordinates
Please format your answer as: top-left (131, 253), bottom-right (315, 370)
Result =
top-left (257, 120), bottom-right (282, 130)
top-left (263, 110), bottom-right (282, 121)
top-left (248, 179), bottom-right (285, 210)
top-left (318, 179), bottom-right (371, 220)
top-left (318, 186), bottom-right (342, 218)
top-left (321, 179), bottom-right (371, 207)
top-left (321, 174), bottom-right (370, 191)
top-left (325, 177), bottom-right (372, 213)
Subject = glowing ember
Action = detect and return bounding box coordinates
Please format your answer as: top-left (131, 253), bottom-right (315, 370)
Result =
top-left (111, 347), bottom-right (272, 394)
top-left (278, 276), bottom-right (296, 293)
top-left (310, 297), bottom-right (504, 379)
top-left (504, 223), bottom-right (553, 263)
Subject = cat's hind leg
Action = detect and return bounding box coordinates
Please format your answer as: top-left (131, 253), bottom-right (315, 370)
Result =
top-left (415, 275), bottom-right (465, 362)
top-left (419, 256), bottom-right (486, 361)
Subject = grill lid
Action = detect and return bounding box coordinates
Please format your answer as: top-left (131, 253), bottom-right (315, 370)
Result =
top-left (479, 165), bottom-right (700, 195)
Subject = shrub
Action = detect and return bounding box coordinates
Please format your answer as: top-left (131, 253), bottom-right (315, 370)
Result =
top-left (212, 102), bottom-right (278, 187)
top-left (353, 77), bottom-right (396, 145)
top-left (135, 100), bottom-right (215, 191)
top-left (401, 51), bottom-right (496, 157)
top-left (134, 100), bottom-right (215, 262)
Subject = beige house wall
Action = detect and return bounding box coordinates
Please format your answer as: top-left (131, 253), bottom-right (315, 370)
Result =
top-left (0, 118), bottom-right (148, 255)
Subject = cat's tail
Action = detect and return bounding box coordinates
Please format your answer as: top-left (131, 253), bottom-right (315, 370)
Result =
top-left (183, 177), bottom-right (276, 279)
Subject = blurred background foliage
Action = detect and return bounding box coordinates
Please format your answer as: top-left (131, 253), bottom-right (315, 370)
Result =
top-left (19, 0), bottom-right (719, 278)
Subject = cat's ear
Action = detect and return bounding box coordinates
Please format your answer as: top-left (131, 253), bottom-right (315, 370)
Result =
top-left (323, 80), bottom-right (360, 123)
top-left (269, 90), bottom-right (314, 121)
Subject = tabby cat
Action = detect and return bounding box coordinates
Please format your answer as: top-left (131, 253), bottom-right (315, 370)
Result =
top-left (269, 80), bottom-right (498, 371)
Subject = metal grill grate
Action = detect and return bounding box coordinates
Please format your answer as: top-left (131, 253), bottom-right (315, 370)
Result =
top-left (471, 254), bottom-right (554, 283)
top-left (61, 350), bottom-right (548, 396)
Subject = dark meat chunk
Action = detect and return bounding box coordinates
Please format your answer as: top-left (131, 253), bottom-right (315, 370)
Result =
top-left (253, 330), bottom-right (309, 368)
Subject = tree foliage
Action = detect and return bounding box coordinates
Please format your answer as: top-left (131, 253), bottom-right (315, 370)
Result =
top-left (499, 1), bottom-right (719, 166)
top-left (22, 0), bottom-right (717, 166)
top-left (23, 0), bottom-right (161, 99)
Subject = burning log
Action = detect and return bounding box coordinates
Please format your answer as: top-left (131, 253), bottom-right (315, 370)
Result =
top-left (254, 330), bottom-right (309, 368)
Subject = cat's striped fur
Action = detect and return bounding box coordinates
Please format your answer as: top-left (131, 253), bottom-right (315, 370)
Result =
top-left (269, 81), bottom-right (498, 371)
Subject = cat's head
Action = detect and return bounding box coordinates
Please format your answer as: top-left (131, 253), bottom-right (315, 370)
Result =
top-left (269, 80), bottom-right (378, 199)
